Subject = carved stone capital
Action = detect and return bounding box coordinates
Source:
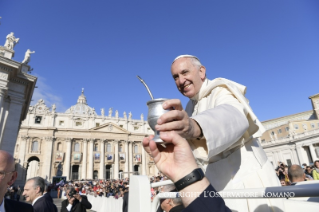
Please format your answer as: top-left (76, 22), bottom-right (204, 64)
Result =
top-left (44, 136), bottom-right (54, 142)
top-left (83, 138), bottom-right (89, 143)
top-left (89, 138), bottom-right (95, 143)
top-left (65, 137), bottom-right (73, 142)
top-left (20, 135), bottom-right (29, 141)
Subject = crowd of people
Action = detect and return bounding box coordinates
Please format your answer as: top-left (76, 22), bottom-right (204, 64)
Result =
top-left (275, 160), bottom-right (319, 186)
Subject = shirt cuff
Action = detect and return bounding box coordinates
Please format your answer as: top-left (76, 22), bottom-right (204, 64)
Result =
top-left (66, 204), bottom-right (72, 211)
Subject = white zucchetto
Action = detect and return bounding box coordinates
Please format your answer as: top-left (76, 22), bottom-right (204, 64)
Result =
top-left (172, 54), bottom-right (200, 64)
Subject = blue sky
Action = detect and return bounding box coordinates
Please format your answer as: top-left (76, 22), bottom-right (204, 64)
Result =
top-left (1, 0), bottom-right (318, 121)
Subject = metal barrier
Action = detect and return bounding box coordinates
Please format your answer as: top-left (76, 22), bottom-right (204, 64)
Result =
top-left (129, 176), bottom-right (319, 212)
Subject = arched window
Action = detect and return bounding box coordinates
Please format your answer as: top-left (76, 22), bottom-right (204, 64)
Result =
top-left (94, 143), bottom-right (98, 151)
top-left (134, 145), bottom-right (138, 154)
top-left (119, 145), bottom-right (123, 152)
top-left (32, 141), bottom-right (38, 152)
top-left (107, 143), bottom-right (111, 152)
top-left (74, 143), bottom-right (80, 152)
top-left (57, 142), bottom-right (62, 151)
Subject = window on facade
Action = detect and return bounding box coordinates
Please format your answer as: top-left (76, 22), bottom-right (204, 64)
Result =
top-left (148, 128), bottom-right (150, 131)
top-left (278, 129), bottom-right (282, 134)
top-left (35, 116), bottom-right (42, 124)
top-left (107, 143), bottom-right (111, 152)
top-left (120, 125), bottom-right (123, 128)
top-left (76, 122), bottom-right (82, 126)
top-left (96, 123), bottom-right (100, 127)
top-left (134, 145), bottom-right (138, 154)
top-left (94, 143), bottom-right (98, 151)
top-left (294, 124), bottom-right (299, 129)
top-left (311, 123), bottom-right (315, 128)
top-left (119, 145), bottom-right (123, 152)
top-left (32, 141), bottom-right (38, 152)
top-left (134, 126), bottom-right (139, 130)
top-left (285, 127), bottom-right (289, 132)
top-left (74, 143), bottom-right (80, 152)
top-left (271, 131), bottom-right (275, 136)
top-left (59, 121), bottom-right (65, 126)
top-left (57, 142), bottom-right (62, 151)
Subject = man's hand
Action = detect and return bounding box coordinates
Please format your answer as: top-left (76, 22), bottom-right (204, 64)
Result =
top-left (142, 131), bottom-right (198, 182)
top-left (68, 196), bottom-right (75, 205)
top-left (73, 193), bottom-right (82, 202)
top-left (155, 99), bottom-right (202, 139)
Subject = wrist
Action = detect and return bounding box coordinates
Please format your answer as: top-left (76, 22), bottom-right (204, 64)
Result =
top-left (190, 118), bottom-right (203, 139)
top-left (174, 168), bottom-right (205, 191)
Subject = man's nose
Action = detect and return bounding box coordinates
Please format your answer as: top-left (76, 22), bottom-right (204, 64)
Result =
top-left (178, 75), bottom-right (186, 85)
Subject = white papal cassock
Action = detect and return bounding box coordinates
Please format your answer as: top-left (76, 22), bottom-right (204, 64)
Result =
top-left (186, 78), bottom-right (285, 212)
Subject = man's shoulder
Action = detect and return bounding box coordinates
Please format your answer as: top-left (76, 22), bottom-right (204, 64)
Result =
top-left (5, 199), bottom-right (34, 211)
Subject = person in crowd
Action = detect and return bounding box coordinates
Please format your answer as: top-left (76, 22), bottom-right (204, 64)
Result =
top-left (43, 184), bottom-right (53, 203)
top-left (122, 187), bottom-right (129, 212)
top-left (159, 185), bottom-right (184, 212)
top-left (23, 176), bottom-right (57, 212)
top-left (279, 179), bottom-right (287, 186)
top-left (145, 54), bottom-right (283, 211)
top-left (304, 166), bottom-right (314, 180)
top-left (313, 160), bottom-right (319, 180)
top-left (288, 164), bottom-right (306, 185)
top-left (143, 130), bottom-right (231, 212)
top-left (61, 187), bottom-right (92, 212)
top-left (0, 150), bottom-right (34, 211)
top-left (16, 185), bottom-right (22, 201)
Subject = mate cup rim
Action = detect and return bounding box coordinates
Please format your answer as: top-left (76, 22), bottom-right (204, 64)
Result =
top-left (146, 98), bottom-right (168, 105)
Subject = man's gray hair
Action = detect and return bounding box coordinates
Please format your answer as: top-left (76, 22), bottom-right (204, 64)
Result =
top-left (162, 185), bottom-right (182, 206)
top-left (27, 176), bottom-right (45, 193)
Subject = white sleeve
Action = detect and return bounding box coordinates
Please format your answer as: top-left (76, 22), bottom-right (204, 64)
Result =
top-left (191, 104), bottom-right (249, 158)
top-left (66, 204), bottom-right (72, 211)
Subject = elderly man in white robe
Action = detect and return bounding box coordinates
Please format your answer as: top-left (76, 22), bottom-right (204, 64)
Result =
top-left (144, 55), bottom-right (284, 212)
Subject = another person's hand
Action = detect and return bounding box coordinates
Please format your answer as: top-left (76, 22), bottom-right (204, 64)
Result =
top-left (143, 131), bottom-right (198, 182)
top-left (155, 99), bottom-right (202, 139)
top-left (73, 193), bottom-right (82, 202)
top-left (68, 196), bottom-right (75, 205)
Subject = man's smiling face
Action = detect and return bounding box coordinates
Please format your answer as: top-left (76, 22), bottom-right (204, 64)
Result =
top-left (171, 57), bottom-right (205, 98)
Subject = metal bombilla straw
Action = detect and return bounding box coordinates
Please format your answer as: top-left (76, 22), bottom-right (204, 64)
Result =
top-left (136, 75), bottom-right (169, 144)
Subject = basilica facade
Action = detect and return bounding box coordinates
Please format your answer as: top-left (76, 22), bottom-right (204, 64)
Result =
top-left (14, 91), bottom-right (157, 185)
top-left (260, 93), bottom-right (319, 167)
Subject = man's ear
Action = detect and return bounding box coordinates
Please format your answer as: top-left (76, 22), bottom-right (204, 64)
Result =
top-left (199, 66), bottom-right (206, 80)
top-left (8, 171), bottom-right (17, 186)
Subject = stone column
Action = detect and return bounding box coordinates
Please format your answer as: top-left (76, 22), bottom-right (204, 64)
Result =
top-left (309, 144), bottom-right (318, 162)
top-left (42, 136), bottom-right (54, 181)
top-left (124, 141), bottom-right (128, 178)
top-left (0, 89), bottom-right (7, 118)
top-left (99, 139), bottom-right (105, 179)
top-left (141, 143), bottom-right (146, 175)
top-left (295, 144), bottom-right (304, 165)
top-left (128, 141), bottom-right (133, 176)
top-left (88, 139), bottom-right (94, 179)
top-left (17, 135), bottom-right (28, 181)
top-left (81, 139), bottom-right (88, 179)
top-left (113, 140), bottom-right (119, 179)
top-left (64, 138), bottom-right (72, 180)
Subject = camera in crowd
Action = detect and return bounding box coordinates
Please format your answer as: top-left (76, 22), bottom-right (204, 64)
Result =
top-left (68, 188), bottom-right (77, 198)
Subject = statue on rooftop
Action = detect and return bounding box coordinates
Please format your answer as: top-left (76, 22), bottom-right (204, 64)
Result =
top-left (4, 32), bottom-right (19, 50)
top-left (123, 111), bottom-right (127, 119)
top-left (109, 108), bottom-right (112, 117)
top-left (115, 110), bottom-right (118, 118)
top-left (129, 112), bottom-right (132, 120)
top-left (101, 108), bottom-right (105, 116)
top-left (52, 104), bottom-right (56, 113)
top-left (22, 49), bottom-right (35, 64)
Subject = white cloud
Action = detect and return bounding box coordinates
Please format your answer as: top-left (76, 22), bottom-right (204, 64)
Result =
top-left (32, 75), bottom-right (67, 112)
